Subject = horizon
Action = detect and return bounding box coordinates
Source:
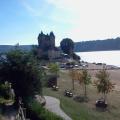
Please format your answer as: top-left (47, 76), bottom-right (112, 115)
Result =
top-left (0, 0), bottom-right (120, 46)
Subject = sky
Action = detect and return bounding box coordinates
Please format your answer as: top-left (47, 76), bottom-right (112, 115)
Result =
top-left (0, 0), bottom-right (120, 46)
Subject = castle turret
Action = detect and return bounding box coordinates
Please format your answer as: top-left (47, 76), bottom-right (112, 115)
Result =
top-left (50, 31), bottom-right (55, 48)
top-left (38, 31), bottom-right (43, 45)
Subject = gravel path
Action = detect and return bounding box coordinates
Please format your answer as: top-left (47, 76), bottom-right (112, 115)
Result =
top-left (44, 96), bottom-right (72, 120)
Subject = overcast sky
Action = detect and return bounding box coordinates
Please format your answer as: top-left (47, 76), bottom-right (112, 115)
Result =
top-left (0, 0), bottom-right (120, 46)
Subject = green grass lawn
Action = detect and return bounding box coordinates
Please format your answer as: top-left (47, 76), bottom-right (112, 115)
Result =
top-left (43, 70), bottom-right (120, 120)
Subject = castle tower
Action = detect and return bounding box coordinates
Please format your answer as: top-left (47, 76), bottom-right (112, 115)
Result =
top-left (38, 31), bottom-right (43, 46)
top-left (38, 31), bottom-right (47, 49)
top-left (49, 31), bottom-right (55, 48)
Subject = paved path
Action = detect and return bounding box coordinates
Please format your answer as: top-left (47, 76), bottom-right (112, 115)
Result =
top-left (44, 96), bottom-right (72, 120)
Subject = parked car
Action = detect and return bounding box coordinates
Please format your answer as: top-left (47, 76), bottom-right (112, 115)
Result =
top-left (82, 64), bottom-right (88, 67)
top-left (74, 64), bottom-right (79, 67)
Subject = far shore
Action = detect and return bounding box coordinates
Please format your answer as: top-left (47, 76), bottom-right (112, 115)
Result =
top-left (76, 49), bottom-right (120, 53)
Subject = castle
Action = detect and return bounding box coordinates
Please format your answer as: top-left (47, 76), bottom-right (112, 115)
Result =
top-left (38, 31), bottom-right (55, 50)
top-left (37, 31), bottom-right (60, 60)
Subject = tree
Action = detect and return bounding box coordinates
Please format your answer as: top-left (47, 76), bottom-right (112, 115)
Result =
top-left (30, 45), bottom-right (38, 58)
top-left (48, 63), bottom-right (59, 86)
top-left (69, 69), bottom-right (75, 90)
top-left (60, 38), bottom-right (74, 55)
top-left (95, 69), bottom-right (114, 102)
top-left (48, 63), bottom-right (59, 76)
top-left (81, 69), bottom-right (91, 98)
top-left (69, 69), bottom-right (82, 90)
top-left (0, 49), bottom-right (43, 103)
top-left (72, 53), bottom-right (81, 61)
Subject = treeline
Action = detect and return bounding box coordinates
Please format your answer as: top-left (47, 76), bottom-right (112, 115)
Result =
top-left (0, 45), bottom-right (32, 53)
top-left (74, 37), bottom-right (120, 52)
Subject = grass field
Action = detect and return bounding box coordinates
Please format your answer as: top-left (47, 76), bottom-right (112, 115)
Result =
top-left (43, 69), bottom-right (120, 120)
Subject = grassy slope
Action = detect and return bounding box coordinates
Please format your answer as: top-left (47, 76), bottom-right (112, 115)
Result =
top-left (43, 70), bottom-right (120, 120)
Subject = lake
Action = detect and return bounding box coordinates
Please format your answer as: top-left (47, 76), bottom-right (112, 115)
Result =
top-left (76, 50), bottom-right (120, 67)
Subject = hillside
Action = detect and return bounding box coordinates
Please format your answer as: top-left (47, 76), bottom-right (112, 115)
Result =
top-left (74, 37), bottom-right (120, 52)
top-left (0, 45), bottom-right (32, 53)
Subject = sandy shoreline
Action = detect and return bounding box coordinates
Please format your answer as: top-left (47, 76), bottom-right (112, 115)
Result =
top-left (86, 63), bottom-right (120, 91)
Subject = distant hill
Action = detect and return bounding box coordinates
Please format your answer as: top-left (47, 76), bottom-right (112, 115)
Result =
top-left (0, 45), bottom-right (32, 53)
top-left (74, 37), bottom-right (120, 52)
top-left (1, 37), bottom-right (120, 53)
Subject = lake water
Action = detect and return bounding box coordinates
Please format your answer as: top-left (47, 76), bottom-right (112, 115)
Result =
top-left (76, 50), bottom-right (120, 67)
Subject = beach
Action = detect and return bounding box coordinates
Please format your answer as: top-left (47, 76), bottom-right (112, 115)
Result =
top-left (85, 63), bottom-right (120, 91)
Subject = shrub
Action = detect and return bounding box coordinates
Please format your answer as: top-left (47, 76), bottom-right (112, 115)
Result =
top-left (0, 82), bottom-right (11, 99)
top-left (73, 95), bottom-right (89, 102)
top-left (26, 99), bottom-right (63, 120)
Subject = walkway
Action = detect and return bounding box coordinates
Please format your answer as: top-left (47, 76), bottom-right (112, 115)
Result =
top-left (44, 96), bottom-right (72, 120)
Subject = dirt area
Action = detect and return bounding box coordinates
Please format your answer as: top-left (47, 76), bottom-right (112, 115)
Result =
top-left (60, 62), bottom-right (120, 92)
top-left (86, 63), bottom-right (120, 91)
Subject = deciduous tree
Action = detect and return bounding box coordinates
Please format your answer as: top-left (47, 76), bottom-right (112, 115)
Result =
top-left (48, 63), bottom-right (59, 86)
top-left (81, 69), bottom-right (91, 98)
top-left (0, 49), bottom-right (43, 103)
top-left (60, 38), bottom-right (74, 55)
top-left (95, 69), bottom-right (114, 102)
top-left (69, 69), bottom-right (82, 90)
